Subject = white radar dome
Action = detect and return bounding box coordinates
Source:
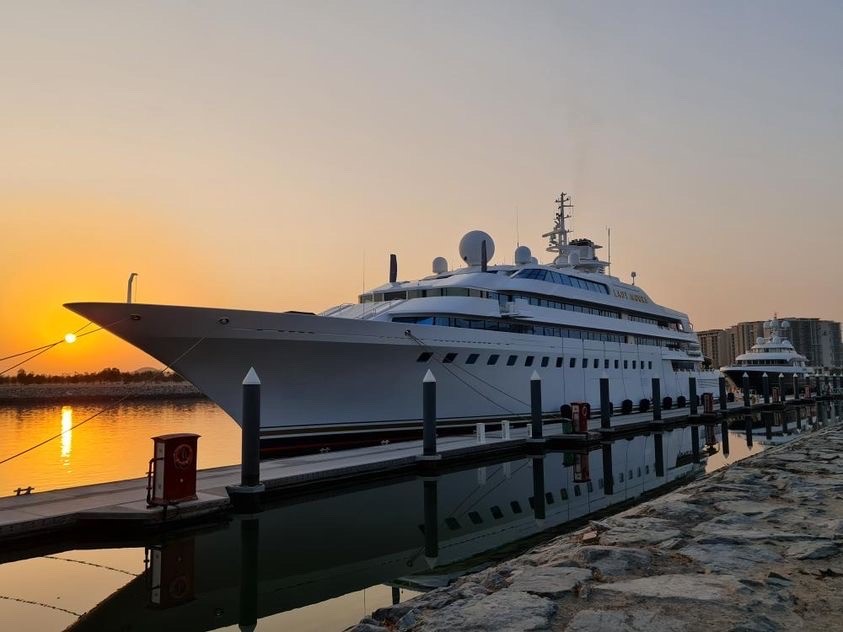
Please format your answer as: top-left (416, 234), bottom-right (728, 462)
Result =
top-left (782, 320), bottom-right (790, 328)
top-left (459, 230), bottom-right (495, 266)
top-left (529, 256), bottom-right (538, 265)
top-left (756, 337), bottom-right (765, 345)
top-left (568, 252), bottom-right (580, 266)
top-left (514, 245), bottom-right (532, 265)
top-left (432, 256), bottom-right (448, 274)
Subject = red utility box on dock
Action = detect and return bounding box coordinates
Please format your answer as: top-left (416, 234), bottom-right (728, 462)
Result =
top-left (571, 402), bottom-right (591, 433)
top-left (148, 433), bottom-right (200, 507)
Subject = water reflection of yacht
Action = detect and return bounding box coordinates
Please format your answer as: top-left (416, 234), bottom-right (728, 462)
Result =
top-left (66, 194), bottom-right (719, 450)
top-left (68, 429), bottom-right (705, 631)
top-left (722, 317), bottom-right (811, 395)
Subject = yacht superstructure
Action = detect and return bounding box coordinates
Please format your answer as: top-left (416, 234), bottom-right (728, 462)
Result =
top-left (66, 194), bottom-right (720, 447)
top-left (722, 317), bottom-right (811, 395)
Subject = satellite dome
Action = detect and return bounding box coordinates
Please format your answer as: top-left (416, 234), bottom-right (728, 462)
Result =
top-left (529, 256), bottom-right (539, 265)
top-left (568, 252), bottom-right (580, 266)
top-left (514, 245), bottom-right (532, 265)
top-left (432, 257), bottom-right (448, 274)
top-left (782, 320), bottom-right (790, 328)
top-left (458, 230), bottom-right (495, 266)
top-left (756, 337), bottom-right (765, 345)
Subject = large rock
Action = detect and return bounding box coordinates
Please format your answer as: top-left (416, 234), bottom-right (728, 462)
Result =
top-left (600, 518), bottom-right (681, 546)
top-left (575, 546), bottom-right (653, 577)
top-left (418, 590), bottom-right (556, 632)
top-left (785, 540), bottom-right (839, 560)
top-left (504, 566), bottom-right (592, 598)
top-left (594, 573), bottom-right (745, 601)
top-left (679, 543), bottom-right (781, 573)
top-left (565, 609), bottom-right (688, 631)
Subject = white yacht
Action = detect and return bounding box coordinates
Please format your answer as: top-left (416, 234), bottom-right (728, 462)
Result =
top-left (66, 194), bottom-right (719, 450)
top-left (722, 317), bottom-right (811, 395)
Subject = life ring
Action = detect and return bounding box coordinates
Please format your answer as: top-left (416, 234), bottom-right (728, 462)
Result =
top-left (172, 444), bottom-right (194, 469)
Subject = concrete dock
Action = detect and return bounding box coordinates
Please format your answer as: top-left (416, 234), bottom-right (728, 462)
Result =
top-left (0, 393), bottom-right (836, 550)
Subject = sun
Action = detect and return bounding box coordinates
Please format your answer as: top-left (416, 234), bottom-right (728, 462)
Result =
top-left (64, 333), bottom-right (77, 344)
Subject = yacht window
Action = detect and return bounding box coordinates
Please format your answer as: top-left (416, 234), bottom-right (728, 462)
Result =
top-left (574, 485), bottom-right (582, 496)
top-left (648, 361), bottom-right (653, 369)
top-left (445, 517), bottom-right (461, 530)
top-left (629, 470), bottom-right (634, 480)
top-left (541, 357), bottom-right (550, 367)
top-left (632, 361), bottom-right (637, 369)
top-left (490, 505), bottom-right (504, 519)
top-left (645, 465), bottom-right (650, 474)
top-left (556, 357), bottom-right (563, 368)
top-left (510, 500), bottom-right (523, 514)
top-left (570, 357), bottom-right (576, 368)
top-left (587, 481), bottom-right (594, 492)
top-left (417, 352), bottom-right (433, 363)
top-left (582, 358), bottom-right (588, 368)
top-left (593, 358), bottom-right (599, 369)
top-left (560, 488), bottom-right (569, 500)
top-left (525, 356), bottom-right (535, 367)
top-left (468, 511), bottom-right (483, 525)
top-left (624, 360), bottom-right (628, 369)
top-left (488, 354), bottom-right (500, 365)
top-left (637, 467), bottom-right (642, 477)
top-left (507, 355), bottom-right (518, 366)
top-left (466, 353), bottom-right (479, 364)
top-left (545, 492), bottom-right (555, 504)
top-left (598, 478), bottom-right (604, 489)
top-left (443, 352), bottom-right (457, 364)
top-left (619, 471), bottom-right (625, 482)
top-left (604, 359), bottom-right (610, 369)
top-left (614, 359), bottom-right (619, 369)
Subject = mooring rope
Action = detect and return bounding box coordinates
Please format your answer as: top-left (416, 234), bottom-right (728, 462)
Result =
top-left (0, 332), bottom-right (210, 467)
top-left (43, 555), bottom-right (140, 577)
top-left (403, 330), bottom-right (528, 414)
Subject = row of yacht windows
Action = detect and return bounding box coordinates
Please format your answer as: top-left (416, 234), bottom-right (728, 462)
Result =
top-left (417, 351), bottom-right (654, 371)
top-left (432, 466), bottom-right (651, 531)
top-left (396, 315), bottom-right (625, 342)
top-left (738, 359), bottom-right (799, 366)
top-left (512, 268), bottom-right (610, 294)
top-left (395, 315), bottom-right (687, 350)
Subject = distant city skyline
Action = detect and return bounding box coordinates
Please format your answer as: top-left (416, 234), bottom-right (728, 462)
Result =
top-left (1, 1), bottom-right (841, 373)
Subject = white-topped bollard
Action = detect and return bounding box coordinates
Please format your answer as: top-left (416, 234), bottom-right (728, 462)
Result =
top-left (226, 367), bottom-right (266, 513)
top-left (501, 420), bottom-right (511, 440)
top-left (476, 423), bottom-right (486, 444)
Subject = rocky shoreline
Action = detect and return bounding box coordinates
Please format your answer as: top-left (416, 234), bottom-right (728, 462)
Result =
top-left (0, 382), bottom-right (205, 404)
top-left (351, 422), bottom-right (843, 631)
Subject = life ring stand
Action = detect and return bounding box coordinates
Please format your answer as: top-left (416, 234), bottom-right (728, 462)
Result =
top-left (172, 444), bottom-right (194, 469)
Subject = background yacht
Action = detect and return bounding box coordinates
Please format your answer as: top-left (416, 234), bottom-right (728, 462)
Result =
top-left (722, 317), bottom-right (811, 395)
top-left (66, 194), bottom-right (720, 450)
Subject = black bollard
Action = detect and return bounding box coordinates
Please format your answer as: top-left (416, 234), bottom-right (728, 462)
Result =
top-left (719, 377), bottom-right (728, 412)
top-left (742, 373), bottom-right (751, 408)
top-left (782, 409), bottom-right (790, 434)
top-left (227, 368), bottom-right (266, 511)
top-left (242, 368), bottom-right (261, 488)
top-left (602, 442), bottom-right (615, 493)
top-left (531, 456), bottom-right (546, 525)
top-left (423, 370), bottom-right (438, 457)
top-left (238, 517), bottom-right (259, 632)
top-left (796, 407), bottom-right (803, 430)
top-left (654, 433), bottom-right (665, 477)
top-left (762, 373), bottom-right (770, 405)
top-left (762, 411), bottom-right (773, 440)
top-left (530, 372), bottom-right (544, 441)
top-left (691, 425), bottom-right (700, 463)
top-left (793, 374), bottom-right (799, 399)
top-left (652, 377), bottom-right (662, 422)
top-left (744, 415), bottom-right (753, 448)
top-left (392, 586), bottom-right (401, 606)
top-left (600, 377), bottom-right (611, 429)
top-left (689, 377), bottom-right (698, 416)
top-left (720, 419), bottom-right (730, 455)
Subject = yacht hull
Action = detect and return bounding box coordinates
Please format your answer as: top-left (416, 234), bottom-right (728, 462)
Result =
top-left (66, 302), bottom-right (721, 447)
top-left (722, 367), bottom-right (805, 396)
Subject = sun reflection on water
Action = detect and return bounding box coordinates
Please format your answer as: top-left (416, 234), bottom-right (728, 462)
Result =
top-left (60, 405), bottom-right (73, 460)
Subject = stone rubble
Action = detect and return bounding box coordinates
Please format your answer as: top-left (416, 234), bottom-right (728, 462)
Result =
top-left (347, 421), bottom-right (843, 631)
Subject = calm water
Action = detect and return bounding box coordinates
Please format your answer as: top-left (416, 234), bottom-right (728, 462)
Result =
top-left (0, 400), bottom-right (837, 631)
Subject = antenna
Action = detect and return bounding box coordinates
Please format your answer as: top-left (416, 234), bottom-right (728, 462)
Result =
top-left (542, 192), bottom-right (574, 258)
top-left (631, 271), bottom-right (637, 286)
top-left (607, 226), bottom-right (611, 276)
top-left (515, 206), bottom-right (520, 247)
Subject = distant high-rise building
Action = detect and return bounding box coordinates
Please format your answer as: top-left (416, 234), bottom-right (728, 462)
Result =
top-left (698, 329), bottom-right (730, 369)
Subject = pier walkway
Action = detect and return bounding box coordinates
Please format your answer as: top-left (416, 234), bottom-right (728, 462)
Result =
top-left (0, 394), bottom-right (829, 549)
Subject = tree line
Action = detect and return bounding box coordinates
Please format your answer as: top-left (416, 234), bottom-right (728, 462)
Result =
top-left (1, 368), bottom-right (185, 385)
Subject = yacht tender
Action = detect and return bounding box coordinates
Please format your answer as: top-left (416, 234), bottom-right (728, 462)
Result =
top-left (66, 194), bottom-right (720, 449)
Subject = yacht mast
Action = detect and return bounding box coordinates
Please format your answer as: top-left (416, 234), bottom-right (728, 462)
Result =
top-left (543, 192), bottom-right (574, 259)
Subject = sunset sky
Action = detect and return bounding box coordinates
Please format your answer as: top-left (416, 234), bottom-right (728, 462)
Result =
top-left (1, 1), bottom-right (841, 374)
